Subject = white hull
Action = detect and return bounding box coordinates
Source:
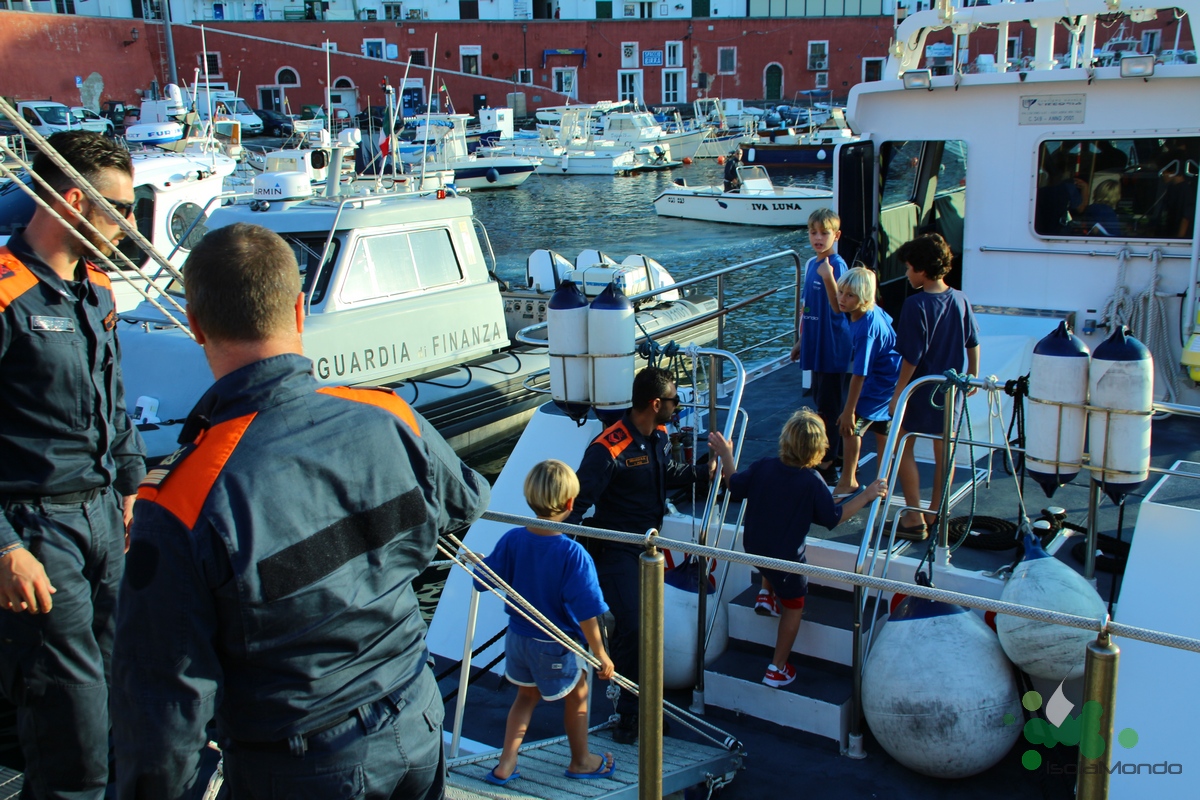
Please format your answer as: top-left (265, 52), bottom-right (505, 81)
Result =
top-left (654, 183), bottom-right (832, 226)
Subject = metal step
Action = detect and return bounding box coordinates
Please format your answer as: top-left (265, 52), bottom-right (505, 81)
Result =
top-left (726, 581), bottom-right (887, 666)
top-left (0, 766), bottom-right (22, 800)
top-left (446, 729), bottom-right (741, 799)
top-left (703, 640), bottom-right (853, 747)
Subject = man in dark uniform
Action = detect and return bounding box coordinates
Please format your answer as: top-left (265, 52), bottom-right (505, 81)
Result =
top-left (723, 145), bottom-right (743, 192)
top-left (112, 223), bottom-right (490, 799)
top-left (0, 130), bottom-right (146, 798)
top-left (567, 366), bottom-right (705, 744)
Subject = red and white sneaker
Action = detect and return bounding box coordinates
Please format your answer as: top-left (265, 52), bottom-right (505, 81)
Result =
top-left (763, 662), bottom-right (797, 688)
top-left (754, 590), bottom-right (781, 617)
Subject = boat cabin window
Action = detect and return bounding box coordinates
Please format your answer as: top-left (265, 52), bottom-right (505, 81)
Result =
top-left (875, 140), bottom-right (968, 302)
top-left (1033, 137), bottom-right (1199, 240)
top-left (339, 227), bottom-right (462, 305)
top-left (294, 235), bottom-right (340, 305)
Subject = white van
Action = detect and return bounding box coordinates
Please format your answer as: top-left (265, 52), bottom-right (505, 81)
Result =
top-left (18, 101), bottom-right (111, 137)
top-left (187, 90), bottom-right (263, 136)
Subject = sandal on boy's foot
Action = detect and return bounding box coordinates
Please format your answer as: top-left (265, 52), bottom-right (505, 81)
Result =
top-left (894, 522), bottom-right (929, 541)
top-left (832, 487), bottom-right (861, 502)
top-left (754, 589), bottom-right (781, 617)
top-left (565, 753), bottom-right (616, 780)
top-left (484, 768), bottom-right (520, 786)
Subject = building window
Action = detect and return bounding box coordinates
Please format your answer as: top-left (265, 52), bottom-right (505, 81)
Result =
top-left (807, 41), bottom-right (828, 71)
top-left (553, 67), bottom-right (577, 99)
top-left (596, 1), bottom-right (613, 17)
top-left (200, 52), bottom-right (222, 77)
top-left (662, 68), bottom-right (685, 104)
top-left (54, 0), bottom-right (76, 13)
top-left (384, 2), bottom-right (404, 18)
top-left (334, 77), bottom-right (355, 89)
top-left (516, 68), bottom-right (534, 85)
top-left (409, 49), bottom-right (427, 66)
top-left (461, 45), bottom-right (481, 75)
top-left (863, 57), bottom-right (885, 82)
top-left (815, 72), bottom-right (828, 89)
top-left (618, 70), bottom-right (643, 103)
top-left (276, 67), bottom-right (299, 86)
top-left (621, 42), bottom-right (639, 69)
top-left (363, 39), bottom-right (385, 60)
top-left (717, 47), bottom-right (736, 75)
top-left (665, 41), bottom-right (683, 68)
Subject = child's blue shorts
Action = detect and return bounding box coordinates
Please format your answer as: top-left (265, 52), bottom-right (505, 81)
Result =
top-left (504, 632), bottom-right (584, 701)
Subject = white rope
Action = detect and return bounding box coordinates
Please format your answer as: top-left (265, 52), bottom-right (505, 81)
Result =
top-left (1126, 249), bottom-right (1181, 410)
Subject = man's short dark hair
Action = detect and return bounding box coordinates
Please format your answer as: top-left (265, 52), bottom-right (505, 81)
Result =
top-left (184, 223), bottom-right (301, 342)
top-left (896, 233), bottom-right (954, 281)
top-left (632, 366), bottom-right (675, 411)
top-left (31, 130), bottom-right (133, 202)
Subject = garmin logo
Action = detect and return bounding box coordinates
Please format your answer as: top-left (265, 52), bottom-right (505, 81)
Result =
top-left (255, 184), bottom-right (284, 197)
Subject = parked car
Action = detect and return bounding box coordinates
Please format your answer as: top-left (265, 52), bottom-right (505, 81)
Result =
top-left (70, 107), bottom-right (116, 136)
top-left (99, 100), bottom-right (136, 132)
top-left (254, 108), bottom-right (294, 138)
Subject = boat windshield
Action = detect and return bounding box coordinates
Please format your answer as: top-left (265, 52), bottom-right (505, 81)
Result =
top-left (294, 234), bottom-right (341, 305)
top-left (1034, 136), bottom-right (1199, 239)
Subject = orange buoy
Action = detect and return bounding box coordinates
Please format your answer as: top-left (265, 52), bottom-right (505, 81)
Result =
top-left (682, 157), bottom-right (693, 165)
top-left (716, 155), bottom-right (725, 165)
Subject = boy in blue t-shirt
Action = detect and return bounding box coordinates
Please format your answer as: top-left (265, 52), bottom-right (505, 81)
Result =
top-left (832, 266), bottom-right (902, 499)
top-left (888, 233), bottom-right (980, 540)
top-left (709, 411), bottom-right (886, 688)
top-left (789, 208), bottom-right (852, 484)
top-left (475, 460), bottom-right (616, 785)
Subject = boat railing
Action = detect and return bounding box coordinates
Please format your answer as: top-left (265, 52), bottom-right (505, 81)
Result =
top-left (513, 249), bottom-right (803, 393)
top-left (850, 371), bottom-right (1200, 762)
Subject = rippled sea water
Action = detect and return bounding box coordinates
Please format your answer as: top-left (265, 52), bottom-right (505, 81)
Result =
top-left (419, 160), bottom-right (831, 621)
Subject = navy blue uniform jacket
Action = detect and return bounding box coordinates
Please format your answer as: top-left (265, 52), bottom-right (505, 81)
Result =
top-left (0, 236), bottom-right (145, 546)
top-left (112, 354), bottom-right (490, 799)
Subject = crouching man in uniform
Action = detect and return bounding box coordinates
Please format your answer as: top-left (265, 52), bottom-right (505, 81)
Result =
top-left (112, 223), bottom-right (490, 799)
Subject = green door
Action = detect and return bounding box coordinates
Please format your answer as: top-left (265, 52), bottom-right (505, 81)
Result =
top-left (765, 64), bottom-right (783, 100)
top-left (693, 0), bottom-right (710, 17)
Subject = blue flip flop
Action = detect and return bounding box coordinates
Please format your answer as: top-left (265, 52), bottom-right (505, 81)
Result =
top-left (484, 767), bottom-right (520, 786)
top-left (564, 754), bottom-right (616, 780)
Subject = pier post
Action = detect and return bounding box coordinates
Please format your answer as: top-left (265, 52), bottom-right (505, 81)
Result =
top-left (1076, 632), bottom-right (1120, 800)
top-left (639, 540), bottom-right (666, 800)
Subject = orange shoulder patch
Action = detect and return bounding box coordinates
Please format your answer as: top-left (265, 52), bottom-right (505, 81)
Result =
top-left (594, 420), bottom-right (634, 459)
top-left (137, 412), bottom-right (257, 529)
top-left (317, 386), bottom-right (421, 438)
top-left (0, 249), bottom-right (40, 314)
top-left (85, 262), bottom-right (113, 289)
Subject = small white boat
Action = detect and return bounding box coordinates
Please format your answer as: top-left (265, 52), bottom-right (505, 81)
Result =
top-left (484, 107), bottom-right (645, 175)
top-left (399, 114), bottom-right (540, 190)
top-left (653, 165), bottom-right (832, 226)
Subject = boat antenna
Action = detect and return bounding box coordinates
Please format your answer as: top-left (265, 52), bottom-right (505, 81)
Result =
top-left (395, 54), bottom-right (415, 184)
top-left (420, 32), bottom-right (438, 189)
top-left (200, 25), bottom-right (216, 168)
top-left (324, 39), bottom-right (332, 129)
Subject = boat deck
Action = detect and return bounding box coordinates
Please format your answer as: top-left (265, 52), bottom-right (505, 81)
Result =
top-left (445, 731), bottom-right (740, 799)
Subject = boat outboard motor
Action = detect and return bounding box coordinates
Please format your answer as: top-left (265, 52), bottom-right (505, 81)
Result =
top-left (588, 282), bottom-right (634, 425)
top-left (575, 249), bottom-right (617, 271)
top-left (1026, 321), bottom-right (1090, 497)
top-left (1087, 326), bottom-right (1152, 504)
top-left (547, 280), bottom-right (591, 422)
top-left (526, 249), bottom-right (573, 292)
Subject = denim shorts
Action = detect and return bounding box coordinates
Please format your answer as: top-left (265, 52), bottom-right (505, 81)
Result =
top-left (504, 632), bottom-right (583, 701)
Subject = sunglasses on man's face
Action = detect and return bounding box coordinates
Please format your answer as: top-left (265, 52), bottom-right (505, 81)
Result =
top-left (97, 197), bottom-right (136, 218)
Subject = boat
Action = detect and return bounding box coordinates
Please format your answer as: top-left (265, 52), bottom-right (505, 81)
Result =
top-left (483, 107), bottom-right (646, 175)
top-left (594, 101), bottom-right (714, 161)
top-left (740, 107), bottom-right (859, 170)
top-left (114, 166), bottom-right (723, 460)
top-left (424, 0), bottom-right (1200, 797)
top-left (653, 165), bottom-right (832, 226)
top-left (398, 113), bottom-right (541, 190)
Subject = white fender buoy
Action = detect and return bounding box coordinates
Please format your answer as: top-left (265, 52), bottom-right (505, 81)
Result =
top-left (1027, 321), bottom-right (1090, 497)
top-left (547, 281), bottom-right (591, 421)
top-left (1087, 326), bottom-right (1152, 503)
top-left (588, 283), bottom-right (634, 425)
top-left (661, 578), bottom-right (728, 689)
top-left (485, 167), bottom-right (500, 184)
top-left (995, 528), bottom-right (1105, 681)
top-left (863, 594), bottom-right (1021, 778)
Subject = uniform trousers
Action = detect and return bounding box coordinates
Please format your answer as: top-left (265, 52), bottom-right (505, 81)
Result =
top-left (223, 665), bottom-right (446, 800)
top-left (0, 491), bottom-right (124, 800)
top-left (592, 545), bottom-right (641, 717)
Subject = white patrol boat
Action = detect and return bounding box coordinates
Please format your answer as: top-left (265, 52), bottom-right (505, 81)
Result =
top-left (117, 169), bottom-right (720, 460)
top-left (653, 165), bottom-right (833, 226)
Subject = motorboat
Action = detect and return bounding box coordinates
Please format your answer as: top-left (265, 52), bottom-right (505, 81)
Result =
top-left (653, 165), bottom-right (832, 226)
top-left (398, 113), bottom-right (540, 190)
top-left (482, 107), bottom-right (646, 175)
top-left (596, 102), bottom-right (714, 161)
top-left (741, 107), bottom-right (859, 169)
top-left (116, 169), bottom-right (721, 459)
